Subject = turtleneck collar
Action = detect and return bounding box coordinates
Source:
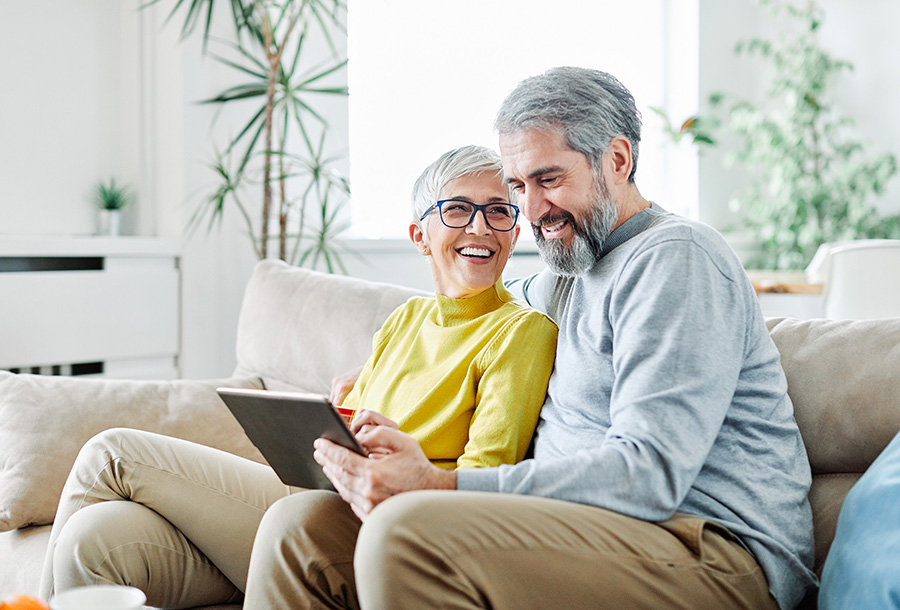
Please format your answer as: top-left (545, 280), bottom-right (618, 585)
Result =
top-left (433, 280), bottom-right (512, 327)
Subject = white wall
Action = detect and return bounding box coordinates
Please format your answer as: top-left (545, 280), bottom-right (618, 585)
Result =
top-left (1, 1), bottom-right (142, 236)
top-left (1, 2), bottom-right (346, 380)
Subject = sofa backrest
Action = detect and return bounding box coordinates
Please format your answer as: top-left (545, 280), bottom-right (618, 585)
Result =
top-left (766, 316), bottom-right (900, 577)
top-left (233, 260), bottom-right (428, 393)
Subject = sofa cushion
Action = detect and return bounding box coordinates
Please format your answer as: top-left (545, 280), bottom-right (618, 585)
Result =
top-left (766, 317), bottom-right (900, 474)
top-left (0, 373), bottom-right (265, 532)
top-left (233, 260), bottom-right (428, 392)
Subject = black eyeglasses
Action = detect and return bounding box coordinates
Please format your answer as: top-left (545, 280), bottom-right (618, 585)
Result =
top-left (419, 199), bottom-right (520, 232)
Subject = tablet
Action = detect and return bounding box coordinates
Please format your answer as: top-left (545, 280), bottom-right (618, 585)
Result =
top-left (216, 387), bottom-right (366, 491)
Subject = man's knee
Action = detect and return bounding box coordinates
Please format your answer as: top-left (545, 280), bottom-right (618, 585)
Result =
top-left (254, 491), bottom-right (360, 568)
top-left (356, 491), bottom-right (455, 578)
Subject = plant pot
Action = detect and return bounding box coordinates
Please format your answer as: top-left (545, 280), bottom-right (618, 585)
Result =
top-left (97, 209), bottom-right (121, 236)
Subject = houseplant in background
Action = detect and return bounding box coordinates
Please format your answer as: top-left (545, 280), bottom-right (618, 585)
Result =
top-left (94, 177), bottom-right (132, 237)
top-left (720, 0), bottom-right (900, 270)
top-left (655, 0), bottom-right (899, 270)
top-left (152, 0), bottom-right (352, 272)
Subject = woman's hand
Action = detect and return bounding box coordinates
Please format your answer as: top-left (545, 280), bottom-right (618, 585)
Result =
top-left (329, 365), bottom-right (364, 406)
top-left (313, 428), bottom-right (456, 520)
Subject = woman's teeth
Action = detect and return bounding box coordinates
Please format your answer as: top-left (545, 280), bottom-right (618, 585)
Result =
top-left (459, 247), bottom-right (492, 258)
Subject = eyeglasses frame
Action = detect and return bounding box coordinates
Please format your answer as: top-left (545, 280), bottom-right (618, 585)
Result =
top-left (419, 199), bottom-right (520, 232)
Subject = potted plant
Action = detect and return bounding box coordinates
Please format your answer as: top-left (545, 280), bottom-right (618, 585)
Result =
top-left (151, 0), bottom-right (352, 272)
top-left (94, 178), bottom-right (132, 237)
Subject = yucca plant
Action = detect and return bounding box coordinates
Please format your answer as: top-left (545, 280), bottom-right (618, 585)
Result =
top-left (150, 0), bottom-right (351, 271)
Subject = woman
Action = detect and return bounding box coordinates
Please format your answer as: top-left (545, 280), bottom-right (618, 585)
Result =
top-left (40, 146), bottom-right (557, 608)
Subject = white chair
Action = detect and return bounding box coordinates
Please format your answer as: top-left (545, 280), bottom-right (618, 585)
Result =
top-left (819, 240), bottom-right (900, 320)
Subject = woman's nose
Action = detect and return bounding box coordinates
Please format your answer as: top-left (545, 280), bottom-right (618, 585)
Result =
top-left (465, 209), bottom-right (492, 235)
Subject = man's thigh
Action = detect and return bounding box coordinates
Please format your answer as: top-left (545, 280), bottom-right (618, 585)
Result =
top-left (355, 491), bottom-right (776, 610)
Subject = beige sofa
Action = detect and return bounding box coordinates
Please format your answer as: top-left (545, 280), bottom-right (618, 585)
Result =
top-left (2, 259), bottom-right (899, 609)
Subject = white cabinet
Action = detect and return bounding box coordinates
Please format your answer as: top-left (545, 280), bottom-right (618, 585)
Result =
top-left (0, 237), bottom-right (181, 379)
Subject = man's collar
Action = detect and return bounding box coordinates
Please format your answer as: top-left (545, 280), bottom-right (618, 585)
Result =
top-left (599, 201), bottom-right (666, 257)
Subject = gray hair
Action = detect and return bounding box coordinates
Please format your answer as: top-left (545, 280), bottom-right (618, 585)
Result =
top-left (494, 67), bottom-right (642, 181)
top-left (410, 145), bottom-right (510, 223)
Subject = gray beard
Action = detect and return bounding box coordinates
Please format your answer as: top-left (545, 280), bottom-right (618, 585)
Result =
top-left (533, 180), bottom-right (620, 277)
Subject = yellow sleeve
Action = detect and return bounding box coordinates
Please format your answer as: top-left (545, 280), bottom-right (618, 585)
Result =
top-left (457, 311), bottom-right (558, 469)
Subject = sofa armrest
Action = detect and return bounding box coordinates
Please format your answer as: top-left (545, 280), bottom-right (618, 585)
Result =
top-left (0, 371), bottom-right (265, 531)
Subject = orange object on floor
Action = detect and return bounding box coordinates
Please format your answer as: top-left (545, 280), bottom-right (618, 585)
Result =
top-left (0, 595), bottom-right (50, 610)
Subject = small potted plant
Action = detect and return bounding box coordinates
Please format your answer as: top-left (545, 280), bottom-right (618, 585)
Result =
top-left (94, 177), bottom-right (132, 236)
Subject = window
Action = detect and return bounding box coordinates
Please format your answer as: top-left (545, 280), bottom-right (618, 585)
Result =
top-left (347, 0), bottom-right (698, 238)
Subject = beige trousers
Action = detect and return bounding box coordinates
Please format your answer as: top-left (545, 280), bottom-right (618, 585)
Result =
top-left (243, 490), bottom-right (779, 610)
top-left (42, 429), bottom-right (778, 610)
top-left (39, 428), bottom-right (296, 608)
top-left (351, 491), bottom-right (779, 610)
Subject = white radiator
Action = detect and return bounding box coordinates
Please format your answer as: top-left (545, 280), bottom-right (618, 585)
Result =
top-left (0, 237), bottom-right (181, 379)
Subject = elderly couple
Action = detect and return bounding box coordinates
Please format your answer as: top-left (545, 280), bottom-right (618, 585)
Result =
top-left (41, 68), bottom-right (817, 610)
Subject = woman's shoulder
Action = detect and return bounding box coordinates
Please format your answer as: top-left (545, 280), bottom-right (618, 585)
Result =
top-left (493, 300), bottom-right (559, 344)
top-left (378, 294), bottom-right (437, 332)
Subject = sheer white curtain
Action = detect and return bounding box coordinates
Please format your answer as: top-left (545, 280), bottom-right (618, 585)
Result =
top-left (347, 0), bottom-right (697, 238)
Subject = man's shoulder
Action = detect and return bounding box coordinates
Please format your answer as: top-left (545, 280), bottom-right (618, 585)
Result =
top-left (615, 212), bottom-right (742, 277)
top-left (636, 210), bottom-right (729, 250)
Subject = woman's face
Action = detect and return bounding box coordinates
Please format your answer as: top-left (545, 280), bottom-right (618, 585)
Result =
top-left (410, 172), bottom-right (520, 299)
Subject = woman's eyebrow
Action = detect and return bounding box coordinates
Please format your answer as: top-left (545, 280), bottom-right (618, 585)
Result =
top-left (443, 196), bottom-right (510, 203)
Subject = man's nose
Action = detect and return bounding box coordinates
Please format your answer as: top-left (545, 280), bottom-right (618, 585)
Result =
top-left (520, 188), bottom-right (547, 223)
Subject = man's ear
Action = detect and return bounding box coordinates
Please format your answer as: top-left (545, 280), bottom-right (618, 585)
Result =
top-left (409, 222), bottom-right (429, 255)
top-left (605, 135), bottom-right (634, 185)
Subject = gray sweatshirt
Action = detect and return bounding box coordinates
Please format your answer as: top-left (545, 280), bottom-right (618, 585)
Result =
top-left (458, 204), bottom-right (817, 609)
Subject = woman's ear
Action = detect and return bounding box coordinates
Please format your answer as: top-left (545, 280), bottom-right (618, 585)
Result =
top-left (409, 222), bottom-right (430, 255)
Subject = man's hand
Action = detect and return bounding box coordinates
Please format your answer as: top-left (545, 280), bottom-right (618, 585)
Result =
top-left (313, 427), bottom-right (456, 520)
top-left (350, 410), bottom-right (400, 457)
top-left (329, 365), bottom-right (364, 406)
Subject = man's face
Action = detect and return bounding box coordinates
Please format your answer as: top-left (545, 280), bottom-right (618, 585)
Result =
top-left (499, 129), bottom-right (619, 276)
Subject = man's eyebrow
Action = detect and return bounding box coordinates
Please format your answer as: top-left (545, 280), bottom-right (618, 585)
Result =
top-left (504, 166), bottom-right (563, 184)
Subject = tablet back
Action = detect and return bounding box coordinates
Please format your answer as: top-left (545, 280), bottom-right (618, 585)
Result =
top-left (216, 387), bottom-right (364, 490)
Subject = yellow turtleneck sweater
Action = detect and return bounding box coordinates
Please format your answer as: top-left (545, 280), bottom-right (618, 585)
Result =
top-left (341, 281), bottom-right (557, 469)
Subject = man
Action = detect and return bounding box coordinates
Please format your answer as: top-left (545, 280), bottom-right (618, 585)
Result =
top-left (245, 67), bottom-right (817, 610)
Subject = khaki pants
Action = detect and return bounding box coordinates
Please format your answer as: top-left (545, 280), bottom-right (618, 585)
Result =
top-left (351, 491), bottom-right (779, 610)
top-left (244, 491), bottom-right (778, 610)
top-left (42, 429), bottom-right (778, 610)
top-left (40, 428), bottom-right (296, 608)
